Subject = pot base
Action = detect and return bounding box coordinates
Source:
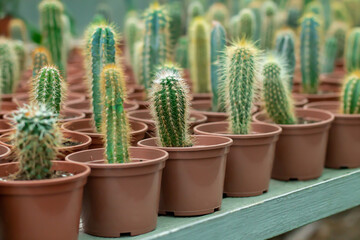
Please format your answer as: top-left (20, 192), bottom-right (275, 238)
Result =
top-left (159, 206), bottom-right (221, 217)
top-left (272, 174), bottom-right (322, 181)
top-left (85, 224), bottom-right (156, 237)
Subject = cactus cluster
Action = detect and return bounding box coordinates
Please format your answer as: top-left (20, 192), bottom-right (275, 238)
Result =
top-left (342, 72), bottom-right (360, 114)
top-left (260, 1), bottom-right (277, 50)
top-left (0, 38), bottom-right (19, 94)
top-left (9, 18), bottom-right (27, 42)
top-left (32, 47), bottom-right (52, 78)
top-left (321, 37), bottom-right (338, 74)
top-left (345, 28), bottom-right (360, 73)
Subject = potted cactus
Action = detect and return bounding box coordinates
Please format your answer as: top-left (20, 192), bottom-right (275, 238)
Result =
top-left (0, 104), bottom-right (90, 240)
top-left (66, 65), bottom-right (168, 237)
top-left (253, 56), bottom-right (334, 180)
top-left (194, 41), bottom-right (281, 197)
top-left (304, 71), bottom-right (360, 169)
top-left (138, 67), bottom-right (233, 216)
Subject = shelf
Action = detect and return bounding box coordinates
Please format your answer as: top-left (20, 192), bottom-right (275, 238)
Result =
top-left (79, 168), bottom-right (360, 240)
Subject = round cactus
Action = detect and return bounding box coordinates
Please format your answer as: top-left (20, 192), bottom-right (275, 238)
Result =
top-left (345, 28), bottom-right (360, 73)
top-left (260, 1), bottom-right (277, 50)
top-left (321, 37), bottom-right (338, 74)
top-left (342, 72), bottom-right (360, 114)
top-left (238, 8), bottom-right (256, 40)
top-left (32, 47), bottom-right (52, 78)
top-left (0, 38), bottom-right (19, 94)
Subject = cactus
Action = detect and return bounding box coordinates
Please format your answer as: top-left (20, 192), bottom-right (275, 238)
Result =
top-left (96, 2), bottom-right (113, 22)
top-left (85, 23), bottom-right (119, 132)
top-left (168, 2), bottom-right (183, 58)
top-left (9, 18), bottom-right (27, 42)
top-left (342, 72), bottom-right (360, 114)
top-left (0, 38), bottom-right (19, 94)
top-left (39, 0), bottom-right (65, 77)
top-left (305, 1), bottom-right (323, 17)
top-left (189, 17), bottom-right (211, 93)
top-left (13, 104), bottom-right (61, 180)
top-left (275, 29), bottom-right (296, 90)
top-left (238, 8), bottom-right (256, 41)
top-left (262, 56), bottom-right (296, 124)
top-left (321, 37), bottom-right (338, 74)
top-left (187, 1), bottom-right (204, 28)
top-left (133, 41), bottom-right (144, 85)
top-left (211, 22), bottom-right (226, 112)
top-left (260, 1), bottom-right (278, 50)
top-left (100, 64), bottom-right (130, 163)
top-left (150, 68), bottom-right (192, 147)
top-left (300, 15), bottom-right (321, 94)
top-left (229, 15), bottom-right (240, 39)
top-left (141, 3), bottom-right (170, 90)
top-left (207, 3), bottom-right (229, 28)
top-left (332, 2), bottom-right (352, 25)
top-left (224, 40), bottom-right (259, 135)
top-left (287, 8), bottom-right (301, 29)
top-left (124, 13), bottom-right (143, 67)
top-left (11, 40), bottom-right (26, 73)
top-left (61, 13), bottom-right (72, 60)
top-left (175, 36), bottom-right (188, 69)
top-left (345, 28), bottom-right (360, 73)
top-left (32, 66), bottom-right (66, 115)
top-left (321, 0), bottom-right (331, 31)
top-left (32, 47), bottom-right (52, 78)
top-left (328, 21), bottom-right (349, 61)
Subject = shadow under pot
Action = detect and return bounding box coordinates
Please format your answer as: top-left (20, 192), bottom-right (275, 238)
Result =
top-left (253, 108), bottom-right (334, 181)
top-left (65, 147), bottom-right (168, 237)
top-left (61, 118), bottom-right (148, 148)
top-left (138, 135), bottom-right (233, 216)
top-left (304, 101), bottom-right (360, 169)
top-left (194, 122), bottom-right (281, 197)
top-left (0, 161), bottom-right (90, 240)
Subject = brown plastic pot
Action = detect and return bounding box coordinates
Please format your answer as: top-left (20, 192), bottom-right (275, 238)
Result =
top-left (253, 108), bottom-right (334, 180)
top-left (320, 71), bottom-right (345, 92)
top-left (61, 118), bottom-right (148, 148)
top-left (0, 161), bottom-right (90, 240)
top-left (194, 122), bottom-right (281, 197)
top-left (0, 144), bottom-right (11, 163)
top-left (191, 93), bottom-right (212, 101)
top-left (292, 91), bottom-right (341, 103)
top-left (65, 147), bottom-right (168, 237)
top-left (304, 101), bottom-right (360, 168)
top-left (254, 94), bottom-right (308, 112)
top-left (12, 92), bottom-right (86, 106)
top-left (138, 135), bottom-right (233, 216)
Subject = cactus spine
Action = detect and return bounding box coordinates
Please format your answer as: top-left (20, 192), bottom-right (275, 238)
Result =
top-left (211, 22), bottom-right (226, 112)
top-left (9, 18), bottom-right (27, 42)
top-left (300, 15), bottom-right (321, 94)
top-left (207, 3), bottom-right (229, 28)
top-left (13, 104), bottom-right (61, 180)
top-left (100, 64), bottom-right (130, 163)
top-left (237, 8), bottom-right (256, 40)
top-left (262, 57), bottom-right (296, 124)
top-left (150, 69), bottom-right (192, 147)
top-left (342, 72), bottom-right (360, 114)
top-left (225, 40), bottom-right (259, 135)
top-left (175, 36), bottom-right (188, 69)
top-left (189, 17), bottom-right (211, 93)
top-left (39, 0), bottom-right (65, 77)
top-left (345, 28), bottom-right (360, 73)
top-left (32, 47), bottom-right (51, 78)
top-left (260, 1), bottom-right (277, 50)
top-left (0, 38), bottom-right (19, 94)
top-left (321, 37), bottom-right (338, 74)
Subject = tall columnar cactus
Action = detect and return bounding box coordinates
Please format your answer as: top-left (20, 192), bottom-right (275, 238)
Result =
top-left (262, 57), bottom-right (296, 124)
top-left (229, 15), bottom-right (240, 39)
top-left (189, 17), bottom-right (211, 93)
top-left (32, 66), bottom-right (65, 115)
top-left (275, 29), bottom-right (296, 90)
top-left (225, 40), bottom-right (259, 135)
top-left (211, 22), bottom-right (226, 112)
top-left (300, 15), bottom-right (321, 94)
top-left (9, 18), bottom-right (27, 42)
top-left (32, 47), bottom-right (51, 78)
top-left (124, 12), bottom-right (143, 67)
top-left (100, 64), bottom-right (130, 163)
top-left (342, 72), bottom-right (360, 114)
top-left (187, 1), bottom-right (204, 28)
top-left (13, 104), bottom-right (61, 180)
top-left (85, 24), bottom-right (118, 132)
top-left (39, 0), bottom-right (65, 77)
top-left (238, 8), bottom-right (256, 40)
top-left (168, 2), bottom-right (183, 58)
top-left (345, 28), bottom-right (360, 73)
top-left (207, 3), bottom-right (229, 28)
top-left (12, 40), bottom-right (26, 72)
top-left (142, 3), bottom-right (169, 90)
top-left (0, 38), bottom-right (19, 94)
top-left (260, 1), bottom-right (278, 50)
top-left (150, 69), bottom-right (192, 147)
top-left (328, 21), bottom-right (348, 61)
top-left (175, 36), bottom-right (188, 69)
top-left (250, 6), bottom-right (262, 44)
top-left (321, 37), bottom-right (338, 74)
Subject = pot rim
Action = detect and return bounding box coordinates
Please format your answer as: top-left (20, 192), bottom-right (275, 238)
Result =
top-left (0, 144), bottom-right (11, 159)
top-left (304, 101), bottom-right (360, 119)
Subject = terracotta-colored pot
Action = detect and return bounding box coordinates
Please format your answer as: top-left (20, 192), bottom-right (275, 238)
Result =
top-left (0, 119), bottom-right (14, 135)
top-left (253, 108), bottom-right (334, 180)
top-left (304, 101), bottom-right (360, 168)
top-left (191, 93), bottom-right (212, 101)
top-left (127, 85), bottom-right (146, 102)
top-left (194, 122), bottom-right (281, 197)
top-left (0, 101), bottom-right (18, 119)
top-left (13, 92), bottom-right (86, 106)
top-left (292, 91), bottom-right (341, 103)
top-left (61, 118), bottom-right (148, 148)
top-left (65, 147), bottom-right (168, 237)
top-left (320, 71), bottom-right (345, 92)
top-left (0, 161), bottom-right (90, 240)
top-left (128, 109), bottom-right (207, 137)
top-left (0, 144), bottom-right (11, 163)
top-left (138, 135), bottom-right (233, 216)
top-left (1, 93), bottom-right (16, 102)
top-left (67, 72), bottom-right (85, 85)
top-left (4, 110), bottom-right (85, 124)
top-left (254, 94), bottom-right (308, 112)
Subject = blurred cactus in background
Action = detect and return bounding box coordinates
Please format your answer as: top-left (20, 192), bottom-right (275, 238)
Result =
top-left (345, 28), bottom-right (360, 73)
top-left (9, 18), bottom-right (27, 42)
top-left (0, 38), bottom-right (19, 94)
top-left (287, 8), bottom-right (301, 29)
top-left (175, 36), bottom-right (188, 69)
top-left (321, 37), bottom-right (338, 74)
top-left (12, 40), bottom-right (26, 73)
top-left (124, 12), bottom-right (143, 67)
top-left (32, 47), bottom-right (51, 78)
top-left (328, 21), bottom-right (349, 61)
top-left (260, 1), bottom-right (278, 50)
top-left (187, 1), bottom-right (204, 29)
top-left (342, 72), bottom-right (360, 114)
top-left (168, 1), bottom-right (183, 59)
top-left (237, 8), bottom-right (256, 40)
top-left (207, 2), bottom-right (229, 29)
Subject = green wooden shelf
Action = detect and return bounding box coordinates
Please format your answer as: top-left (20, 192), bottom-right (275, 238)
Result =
top-left (79, 168), bottom-right (360, 240)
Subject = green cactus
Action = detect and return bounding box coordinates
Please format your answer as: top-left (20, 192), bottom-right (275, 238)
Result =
top-left (0, 38), bottom-right (19, 94)
top-left (12, 40), bottom-right (26, 72)
top-left (9, 18), bottom-right (27, 42)
top-left (61, 13), bottom-right (72, 60)
top-left (168, 2), bottom-right (183, 58)
top-left (32, 66), bottom-right (65, 115)
top-left (300, 15), bottom-right (321, 94)
top-left (133, 40), bottom-right (144, 85)
top-left (328, 21), bottom-right (349, 61)
top-left (13, 104), bottom-right (61, 180)
top-left (321, 0), bottom-right (331, 31)
top-left (91, 14), bottom-right (106, 25)
top-left (211, 22), bottom-right (226, 112)
top-left (189, 17), bottom-right (211, 93)
top-left (305, 1), bottom-right (323, 17)
top-left (124, 12), bottom-right (143, 67)
top-left (225, 40), bottom-right (259, 135)
top-left (275, 29), bottom-right (296, 90)
top-left (187, 1), bottom-right (204, 28)
top-left (100, 64), bottom-right (130, 164)
top-left (237, 8), bottom-right (256, 41)
top-left (287, 8), bottom-right (301, 29)
top-left (229, 14), bottom-right (240, 39)
top-left (85, 23), bottom-right (118, 132)
top-left (150, 68), bottom-right (192, 147)
top-left (321, 37), bottom-right (338, 74)
top-left (343, 0), bottom-right (360, 27)
top-left (32, 47), bottom-right (52, 78)
top-left (342, 72), bottom-right (360, 114)
top-left (250, 5), bottom-right (262, 44)
top-left (207, 2), bottom-right (229, 28)
top-left (345, 28), bottom-right (360, 73)
top-left (141, 3), bottom-right (170, 90)
top-left (175, 36), bottom-right (188, 69)
top-left (332, 2), bottom-right (352, 25)
top-left (96, 2), bottom-right (113, 23)
top-left (260, 1), bottom-right (278, 50)
top-left (262, 56), bottom-right (296, 124)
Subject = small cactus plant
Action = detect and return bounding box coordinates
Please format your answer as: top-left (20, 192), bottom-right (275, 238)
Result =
top-left (150, 68), bottom-right (192, 147)
top-left (0, 38), bottom-right (19, 94)
top-left (13, 104), bottom-right (61, 180)
top-left (32, 66), bottom-right (66, 115)
top-left (9, 18), bottom-right (27, 42)
top-left (100, 64), bottom-right (130, 163)
top-left (345, 28), bottom-right (360, 73)
top-left (300, 15), bottom-right (321, 94)
top-left (188, 17), bottom-right (211, 93)
top-left (237, 8), bottom-right (256, 40)
top-left (260, 1), bottom-right (277, 50)
top-left (224, 40), bottom-right (259, 135)
top-left (342, 72), bottom-right (360, 114)
top-left (262, 56), bottom-right (296, 124)
top-left (175, 36), bottom-right (188, 69)
top-left (32, 47), bottom-right (52, 78)
top-left (207, 3), bottom-right (229, 28)
top-left (321, 37), bottom-right (338, 74)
